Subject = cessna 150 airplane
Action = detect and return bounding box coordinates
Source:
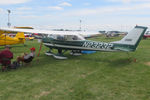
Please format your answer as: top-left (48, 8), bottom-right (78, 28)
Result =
top-left (0, 26), bottom-right (147, 59)
top-left (0, 30), bottom-right (25, 46)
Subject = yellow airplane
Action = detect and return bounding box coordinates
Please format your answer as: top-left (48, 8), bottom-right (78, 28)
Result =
top-left (15, 26), bottom-right (35, 41)
top-left (0, 30), bottom-right (25, 46)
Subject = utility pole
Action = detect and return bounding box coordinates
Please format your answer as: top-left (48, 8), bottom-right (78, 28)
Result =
top-left (7, 9), bottom-right (11, 28)
top-left (79, 20), bottom-right (82, 31)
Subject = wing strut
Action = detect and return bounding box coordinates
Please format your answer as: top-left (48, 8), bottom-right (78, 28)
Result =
top-left (36, 41), bottom-right (43, 62)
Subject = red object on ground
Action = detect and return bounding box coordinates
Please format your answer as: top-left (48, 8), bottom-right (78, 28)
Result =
top-left (0, 50), bottom-right (13, 65)
top-left (133, 58), bottom-right (136, 62)
top-left (30, 47), bottom-right (36, 51)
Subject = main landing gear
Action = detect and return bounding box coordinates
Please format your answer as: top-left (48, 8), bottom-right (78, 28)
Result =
top-left (70, 50), bottom-right (82, 56)
top-left (45, 48), bottom-right (67, 60)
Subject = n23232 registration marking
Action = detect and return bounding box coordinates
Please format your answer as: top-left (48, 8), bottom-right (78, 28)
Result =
top-left (82, 41), bottom-right (114, 49)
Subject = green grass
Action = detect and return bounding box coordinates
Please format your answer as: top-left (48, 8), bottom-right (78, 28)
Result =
top-left (0, 37), bottom-right (150, 100)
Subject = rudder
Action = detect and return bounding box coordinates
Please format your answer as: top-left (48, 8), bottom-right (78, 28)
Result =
top-left (15, 32), bottom-right (25, 39)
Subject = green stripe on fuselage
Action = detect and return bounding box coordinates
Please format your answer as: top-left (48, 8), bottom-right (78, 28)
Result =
top-left (43, 38), bottom-right (116, 51)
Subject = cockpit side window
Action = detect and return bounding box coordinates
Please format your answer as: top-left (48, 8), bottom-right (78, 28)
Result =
top-left (48, 34), bottom-right (85, 41)
top-left (48, 34), bottom-right (54, 38)
top-left (64, 35), bottom-right (84, 41)
top-left (57, 35), bottom-right (64, 40)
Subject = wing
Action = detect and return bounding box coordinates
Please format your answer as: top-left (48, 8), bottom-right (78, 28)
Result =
top-left (0, 27), bottom-right (81, 36)
top-left (0, 27), bottom-right (53, 35)
top-left (0, 27), bottom-right (100, 38)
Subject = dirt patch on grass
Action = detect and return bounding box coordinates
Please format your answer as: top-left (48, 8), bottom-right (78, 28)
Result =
top-left (145, 62), bottom-right (150, 66)
top-left (81, 70), bottom-right (97, 79)
top-left (35, 88), bottom-right (55, 98)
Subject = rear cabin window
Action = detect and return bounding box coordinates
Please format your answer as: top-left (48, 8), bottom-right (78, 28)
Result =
top-left (64, 35), bottom-right (83, 41)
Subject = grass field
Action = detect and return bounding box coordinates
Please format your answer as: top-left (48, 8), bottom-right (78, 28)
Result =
top-left (0, 36), bottom-right (150, 100)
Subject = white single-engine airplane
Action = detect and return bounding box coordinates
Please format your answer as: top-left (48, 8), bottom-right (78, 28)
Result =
top-left (0, 26), bottom-right (147, 59)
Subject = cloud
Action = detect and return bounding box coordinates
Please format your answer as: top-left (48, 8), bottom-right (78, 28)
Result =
top-left (0, 0), bottom-right (31, 5)
top-left (20, 15), bottom-right (39, 19)
top-left (46, 2), bottom-right (72, 11)
top-left (17, 7), bottom-right (32, 10)
top-left (0, 8), bottom-right (3, 12)
top-left (83, 3), bottom-right (91, 6)
top-left (59, 2), bottom-right (72, 7)
top-left (0, 8), bottom-right (5, 14)
top-left (48, 6), bottom-right (64, 10)
top-left (62, 3), bottom-right (150, 16)
top-left (107, 0), bottom-right (150, 3)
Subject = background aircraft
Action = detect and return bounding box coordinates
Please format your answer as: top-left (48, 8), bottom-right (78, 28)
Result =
top-left (143, 31), bottom-right (150, 39)
top-left (0, 30), bottom-right (25, 46)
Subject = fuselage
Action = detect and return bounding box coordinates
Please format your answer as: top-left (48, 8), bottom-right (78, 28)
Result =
top-left (42, 26), bottom-right (147, 53)
top-left (42, 37), bottom-right (130, 52)
top-left (0, 34), bottom-right (25, 46)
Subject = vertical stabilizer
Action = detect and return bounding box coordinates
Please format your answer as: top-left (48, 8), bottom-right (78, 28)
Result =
top-left (112, 26), bottom-right (147, 51)
top-left (15, 32), bottom-right (25, 39)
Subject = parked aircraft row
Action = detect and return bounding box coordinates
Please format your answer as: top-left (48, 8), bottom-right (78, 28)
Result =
top-left (0, 30), bottom-right (25, 46)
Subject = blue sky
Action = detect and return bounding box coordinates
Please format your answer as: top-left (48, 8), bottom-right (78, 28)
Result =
top-left (0, 0), bottom-right (150, 31)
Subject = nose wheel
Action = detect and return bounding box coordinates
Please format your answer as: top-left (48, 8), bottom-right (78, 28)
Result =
top-left (45, 48), bottom-right (54, 56)
top-left (70, 50), bottom-right (82, 56)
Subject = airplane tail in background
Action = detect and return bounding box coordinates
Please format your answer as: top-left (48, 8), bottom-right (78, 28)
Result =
top-left (112, 26), bottom-right (147, 51)
top-left (15, 32), bottom-right (25, 40)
